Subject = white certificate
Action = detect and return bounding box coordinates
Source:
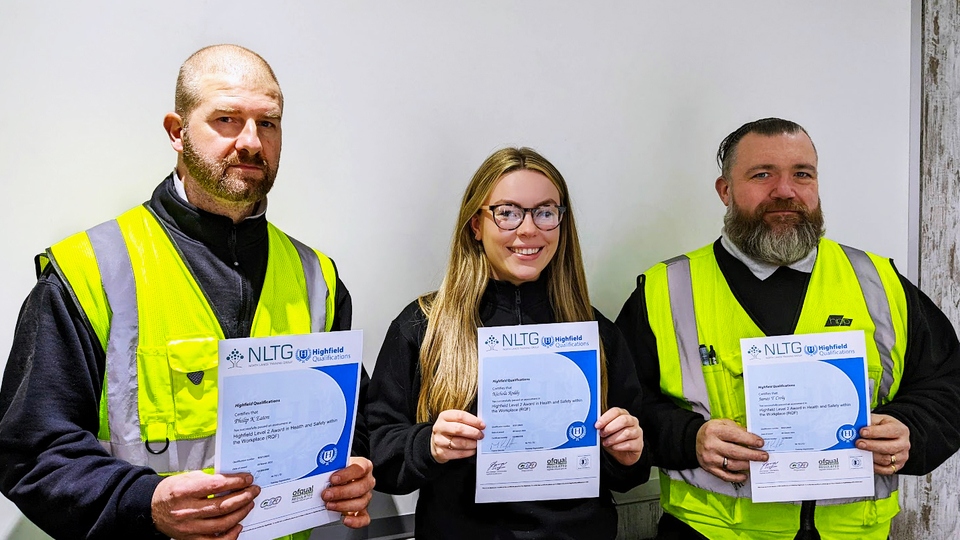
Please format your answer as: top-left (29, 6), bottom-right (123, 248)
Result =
top-left (476, 321), bottom-right (600, 503)
top-left (742, 330), bottom-right (874, 503)
top-left (215, 331), bottom-right (363, 540)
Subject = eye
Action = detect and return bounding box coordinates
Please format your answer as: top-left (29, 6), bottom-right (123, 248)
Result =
top-left (217, 116), bottom-right (235, 124)
top-left (258, 120), bottom-right (278, 129)
top-left (534, 206), bottom-right (557, 219)
top-left (494, 205), bottom-right (522, 220)
top-left (796, 171), bottom-right (812, 178)
top-left (752, 172), bottom-right (770, 179)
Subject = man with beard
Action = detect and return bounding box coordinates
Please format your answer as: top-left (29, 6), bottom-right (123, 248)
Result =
top-left (616, 118), bottom-right (960, 539)
top-left (0, 45), bottom-right (374, 539)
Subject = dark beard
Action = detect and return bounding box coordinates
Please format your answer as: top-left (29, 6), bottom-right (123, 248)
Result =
top-left (182, 132), bottom-right (277, 204)
top-left (723, 199), bottom-right (825, 265)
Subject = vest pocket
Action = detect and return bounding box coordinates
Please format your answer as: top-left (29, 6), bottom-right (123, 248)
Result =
top-left (167, 336), bottom-right (219, 439)
top-left (701, 362), bottom-right (747, 425)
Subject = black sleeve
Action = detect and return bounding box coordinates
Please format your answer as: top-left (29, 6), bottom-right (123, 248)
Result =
top-left (595, 311), bottom-right (653, 492)
top-left (872, 272), bottom-right (960, 475)
top-left (615, 275), bottom-right (705, 471)
top-left (367, 302), bottom-right (447, 495)
top-left (0, 270), bottom-right (165, 539)
top-left (327, 262), bottom-right (370, 459)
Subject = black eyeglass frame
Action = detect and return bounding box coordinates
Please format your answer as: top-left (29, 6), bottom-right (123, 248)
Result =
top-left (481, 204), bottom-right (567, 231)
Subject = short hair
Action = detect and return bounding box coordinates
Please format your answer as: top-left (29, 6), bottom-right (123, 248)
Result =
top-left (716, 117), bottom-right (816, 178)
top-left (175, 44), bottom-right (282, 120)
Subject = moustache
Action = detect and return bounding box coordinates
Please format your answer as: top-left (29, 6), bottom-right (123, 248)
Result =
top-left (227, 153), bottom-right (267, 168)
top-left (758, 200), bottom-right (809, 215)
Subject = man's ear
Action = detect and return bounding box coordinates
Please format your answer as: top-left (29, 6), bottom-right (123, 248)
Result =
top-left (715, 177), bottom-right (732, 206)
top-left (163, 112), bottom-right (185, 152)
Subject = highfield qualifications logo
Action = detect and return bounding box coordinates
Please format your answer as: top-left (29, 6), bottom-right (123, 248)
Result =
top-left (317, 444), bottom-right (338, 466)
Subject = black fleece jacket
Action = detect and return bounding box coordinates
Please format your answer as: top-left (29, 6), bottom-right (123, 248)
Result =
top-left (368, 277), bottom-right (651, 540)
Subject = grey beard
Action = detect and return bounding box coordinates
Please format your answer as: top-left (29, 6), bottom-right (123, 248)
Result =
top-left (723, 202), bottom-right (825, 266)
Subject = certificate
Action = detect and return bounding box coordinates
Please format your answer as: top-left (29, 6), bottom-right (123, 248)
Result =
top-left (475, 321), bottom-right (600, 503)
top-left (215, 331), bottom-right (362, 540)
top-left (742, 330), bottom-right (874, 503)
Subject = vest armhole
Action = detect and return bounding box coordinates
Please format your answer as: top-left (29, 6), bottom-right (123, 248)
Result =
top-left (43, 248), bottom-right (107, 363)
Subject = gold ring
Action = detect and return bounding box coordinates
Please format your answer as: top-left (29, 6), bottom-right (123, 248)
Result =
top-left (448, 440), bottom-right (454, 450)
top-left (891, 463), bottom-right (898, 474)
top-left (890, 454), bottom-right (897, 466)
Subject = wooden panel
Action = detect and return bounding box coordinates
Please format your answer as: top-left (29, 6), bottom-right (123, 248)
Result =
top-left (893, 0), bottom-right (960, 538)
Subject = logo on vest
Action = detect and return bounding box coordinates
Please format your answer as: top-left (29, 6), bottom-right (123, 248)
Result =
top-left (825, 314), bottom-right (853, 327)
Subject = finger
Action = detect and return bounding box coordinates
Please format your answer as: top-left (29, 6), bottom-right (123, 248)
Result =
top-left (595, 407), bottom-right (626, 428)
top-left (600, 425), bottom-right (641, 448)
top-left (322, 473), bottom-right (375, 504)
top-left (182, 500), bottom-right (256, 537)
top-left (325, 489), bottom-right (373, 513)
top-left (437, 410), bottom-right (485, 429)
top-left (330, 458), bottom-right (373, 485)
top-left (341, 509), bottom-right (372, 529)
top-left (597, 411), bottom-right (637, 437)
top-left (436, 421), bottom-right (485, 441)
top-left (169, 485), bottom-right (260, 522)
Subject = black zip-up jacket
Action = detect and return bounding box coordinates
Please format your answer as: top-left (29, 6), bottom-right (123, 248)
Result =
top-left (368, 277), bottom-right (651, 540)
top-left (0, 175), bottom-right (365, 539)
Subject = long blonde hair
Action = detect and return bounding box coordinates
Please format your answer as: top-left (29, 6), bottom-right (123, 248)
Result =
top-left (416, 147), bottom-right (608, 422)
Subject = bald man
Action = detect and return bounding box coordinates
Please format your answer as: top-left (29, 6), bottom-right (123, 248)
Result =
top-left (0, 45), bottom-right (374, 539)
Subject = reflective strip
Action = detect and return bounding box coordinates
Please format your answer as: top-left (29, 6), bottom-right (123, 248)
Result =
top-left (87, 221), bottom-right (143, 460)
top-left (840, 244), bottom-right (896, 401)
top-left (664, 255), bottom-right (711, 419)
top-left (287, 234), bottom-right (328, 333)
top-left (664, 468), bottom-right (897, 502)
top-left (89, 220), bottom-right (216, 473)
top-left (101, 436), bottom-right (215, 473)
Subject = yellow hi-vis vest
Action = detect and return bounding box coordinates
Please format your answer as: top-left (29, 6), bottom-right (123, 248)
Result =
top-left (644, 238), bottom-right (908, 540)
top-left (41, 203), bottom-right (337, 473)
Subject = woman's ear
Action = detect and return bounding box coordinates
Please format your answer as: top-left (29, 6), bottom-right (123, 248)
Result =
top-left (470, 214), bottom-right (482, 241)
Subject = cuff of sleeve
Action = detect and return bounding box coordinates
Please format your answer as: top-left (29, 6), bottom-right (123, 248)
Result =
top-left (117, 473), bottom-right (165, 537)
top-left (681, 417), bottom-right (707, 468)
top-left (410, 422), bottom-right (446, 481)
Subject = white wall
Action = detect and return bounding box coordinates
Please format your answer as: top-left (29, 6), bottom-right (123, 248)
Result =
top-left (0, 1), bottom-right (913, 537)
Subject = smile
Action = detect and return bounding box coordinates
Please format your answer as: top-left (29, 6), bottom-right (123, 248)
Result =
top-left (510, 247), bottom-right (542, 255)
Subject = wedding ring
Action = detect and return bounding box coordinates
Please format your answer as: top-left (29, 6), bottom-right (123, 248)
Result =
top-left (448, 440), bottom-right (454, 450)
top-left (890, 454), bottom-right (897, 466)
top-left (722, 457), bottom-right (729, 470)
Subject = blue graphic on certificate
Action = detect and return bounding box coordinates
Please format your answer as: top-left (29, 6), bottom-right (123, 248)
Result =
top-left (215, 331), bottom-right (362, 540)
top-left (742, 330), bottom-right (875, 503)
top-left (475, 321), bottom-right (600, 504)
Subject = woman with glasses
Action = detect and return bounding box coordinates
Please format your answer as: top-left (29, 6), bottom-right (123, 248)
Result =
top-left (368, 147), bottom-right (649, 539)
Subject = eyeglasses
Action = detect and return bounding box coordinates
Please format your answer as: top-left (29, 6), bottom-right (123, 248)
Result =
top-left (483, 203), bottom-right (567, 231)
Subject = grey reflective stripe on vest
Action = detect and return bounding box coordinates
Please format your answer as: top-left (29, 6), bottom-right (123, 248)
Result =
top-left (664, 255), bottom-right (711, 419)
top-left (89, 220), bottom-right (216, 473)
top-left (287, 234), bottom-right (328, 333)
top-left (663, 247), bottom-right (899, 501)
top-left (840, 244), bottom-right (896, 402)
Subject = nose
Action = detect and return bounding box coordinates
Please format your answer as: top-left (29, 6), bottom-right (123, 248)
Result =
top-left (515, 211), bottom-right (538, 236)
top-left (769, 174), bottom-right (796, 199)
top-left (236, 119), bottom-right (263, 155)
